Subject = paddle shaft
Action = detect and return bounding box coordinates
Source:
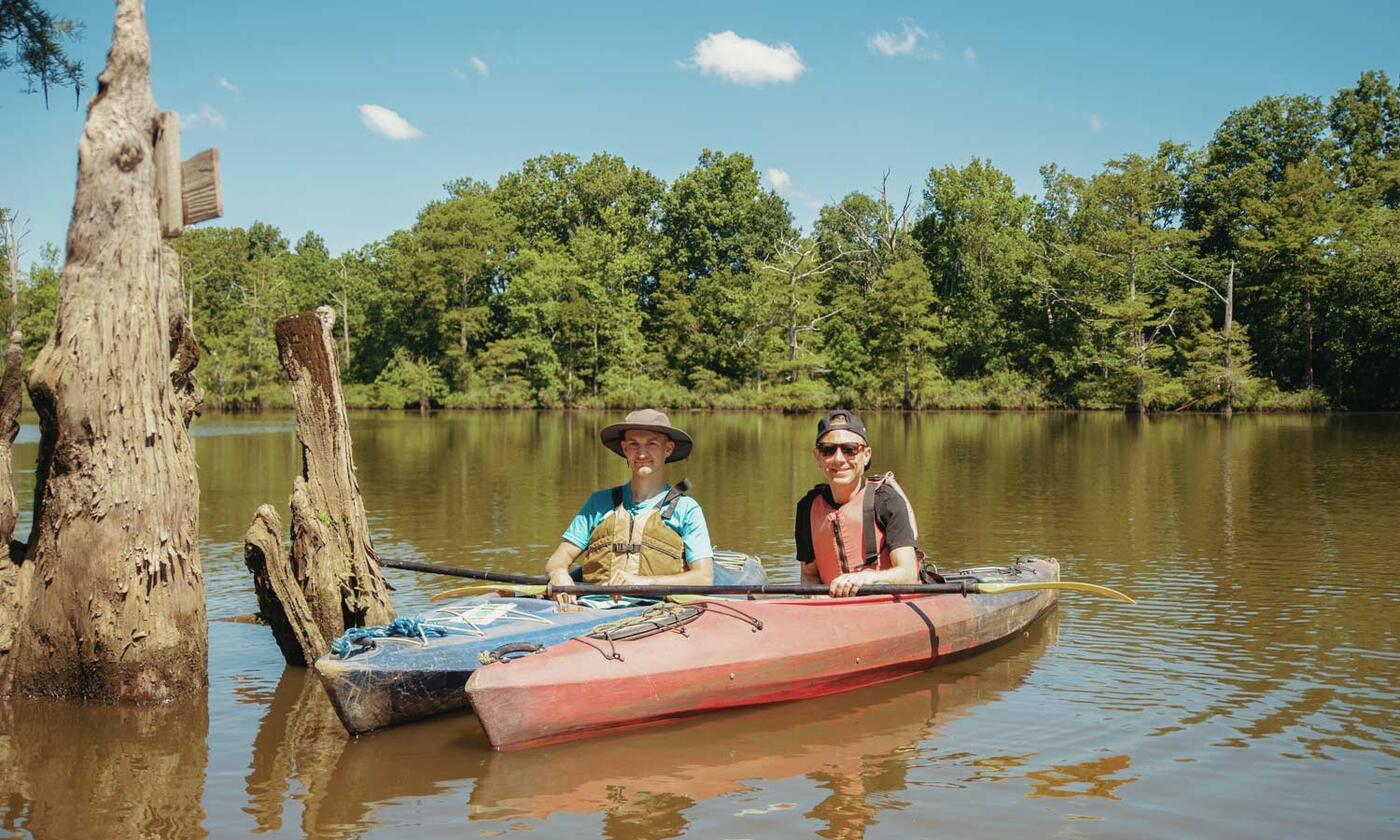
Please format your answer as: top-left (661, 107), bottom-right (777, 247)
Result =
top-left (379, 558), bottom-right (548, 585)
top-left (553, 582), bottom-right (992, 598)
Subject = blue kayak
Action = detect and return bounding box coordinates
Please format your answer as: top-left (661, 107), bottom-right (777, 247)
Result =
top-left (315, 551), bottom-right (766, 735)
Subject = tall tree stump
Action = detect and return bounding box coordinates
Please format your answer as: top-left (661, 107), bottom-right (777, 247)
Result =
top-left (247, 307), bottom-right (392, 663)
top-left (0, 332), bottom-right (25, 672)
top-left (1, 0), bottom-right (205, 701)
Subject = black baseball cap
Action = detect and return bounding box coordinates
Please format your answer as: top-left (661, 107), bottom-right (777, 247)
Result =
top-left (815, 409), bottom-right (868, 445)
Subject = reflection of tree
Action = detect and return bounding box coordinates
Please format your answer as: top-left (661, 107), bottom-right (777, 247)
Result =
top-left (245, 668), bottom-right (348, 834)
top-left (1025, 754), bottom-right (1139, 800)
top-left (806, 754), bottom-right (913, 840)
top-left (245, 666), bottom-right (489, 838)
top-left (600, 791), bottom-right (692, 840)
top-left (0, 694), bottom-right (208, 837)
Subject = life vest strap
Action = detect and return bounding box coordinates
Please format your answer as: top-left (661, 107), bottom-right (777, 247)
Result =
top-left (659, 477), bottom-right (691, 519)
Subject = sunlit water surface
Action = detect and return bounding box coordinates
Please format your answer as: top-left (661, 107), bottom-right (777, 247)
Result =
top-left (1, 411), bottom-right (1396, 838)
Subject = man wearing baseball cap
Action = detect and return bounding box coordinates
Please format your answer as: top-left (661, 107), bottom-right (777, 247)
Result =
top-left (795, 409), bottom-right (922, 597)
top-left (544, 409), bottom-right (714, 602)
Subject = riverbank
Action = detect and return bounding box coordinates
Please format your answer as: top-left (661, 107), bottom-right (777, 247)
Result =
top-left (203, 373), bottom-right (1334, 414)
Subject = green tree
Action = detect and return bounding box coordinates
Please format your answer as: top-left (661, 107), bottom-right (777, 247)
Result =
top-left (868, 254), bottom-right (942, 409)
top-left (1327, 70), bottom-right (1400, 205)
top-left (1059, 145), bottom-right (1195, 412)
top-left (916, 158), bottom-right (1037, 377)
top-left (374, 348), bottom-right (447, 414)
top-left (0, 0), bottom-right (83, 107)
top-left (660, 149), bottom-right (792, 280)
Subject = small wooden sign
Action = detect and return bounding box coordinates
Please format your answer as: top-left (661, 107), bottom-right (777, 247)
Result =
top-left (181, 148), bottom-right (222, 227)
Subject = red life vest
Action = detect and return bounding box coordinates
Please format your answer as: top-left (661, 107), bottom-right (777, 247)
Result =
top-left (809, 472), bottom-right (919, 585)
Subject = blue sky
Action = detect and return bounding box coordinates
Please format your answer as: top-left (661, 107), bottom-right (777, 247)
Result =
top-left (2, 1), bottom-right (1396, 264)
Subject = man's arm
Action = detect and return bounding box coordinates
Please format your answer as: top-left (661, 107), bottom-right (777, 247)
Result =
top-left (827, 545), bottom-right (919, 596)
top-left (545, 541), bottom-right (584, 603)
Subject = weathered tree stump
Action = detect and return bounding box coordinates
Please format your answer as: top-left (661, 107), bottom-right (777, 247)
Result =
top-left (0, 331), bottom-right (25, 673)
top-left (244, 307), bottom-right (393, 665)
top-left (1, 0), bottom-right (206, 701)
top-left (244, 506), bottom-right (326, 665)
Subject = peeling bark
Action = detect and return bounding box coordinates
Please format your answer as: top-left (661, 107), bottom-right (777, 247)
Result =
top-left (244, 505), bottom-right (326, 666)
top-left (3, 0), bottom-right (206, 700)
top-left (0, 331), bottom-right (25, 678)
top-left (276, 307), bottom-right (393, 644)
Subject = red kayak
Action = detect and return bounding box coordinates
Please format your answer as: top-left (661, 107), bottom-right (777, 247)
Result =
top-left (466, 556), bottom-right (1059, 749)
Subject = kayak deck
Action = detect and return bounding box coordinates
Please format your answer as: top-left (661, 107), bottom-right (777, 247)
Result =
top-left (315, 596), bottom-right (650, 734)
top-left (314, 551), bottom-right (767, 735)
top-left (466, 556), bottom-right (1059, 749)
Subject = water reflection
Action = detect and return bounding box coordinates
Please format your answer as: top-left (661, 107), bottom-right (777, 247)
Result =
top-left (236, 611), bottom-right (1055, 839)
top-left (1, 411), bottom-right (1397, 838)
top-left (0, 693), bottom-right (208, 838)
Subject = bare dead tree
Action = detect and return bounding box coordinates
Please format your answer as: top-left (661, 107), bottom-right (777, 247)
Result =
top-left (1, 0), bottom-right (206, 700)
top-left (758, 237), bottom-right (851, 379)
top-left (1166, 259), bottom-right (1240, 416)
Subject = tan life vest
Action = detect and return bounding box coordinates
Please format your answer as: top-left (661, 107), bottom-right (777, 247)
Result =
top-left (579, 481), bottom-right (691, 583)
top-left (809, 472), bottom-right (919, 585)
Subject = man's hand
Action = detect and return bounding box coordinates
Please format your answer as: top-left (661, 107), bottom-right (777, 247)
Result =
top-left (549, 568), bottom-right (578, 606)
top-left (607, 569), bottom-right (652, 586)
top-left (828, 570), bottom-right (877, 598)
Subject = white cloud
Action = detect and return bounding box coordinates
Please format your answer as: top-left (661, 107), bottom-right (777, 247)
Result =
top-left (471, 56), bottom-right (489, 76)
top-left (691, 31), bottom-right (805, 85)
top-left (359, 104), bottom-right (423, 140)
top-left (1089, 113), bottom-right (1105, 132)
top-left (216, 76), bottom-right (239, 95)
top-left (182, 104), bottom-right (226, 130)
top-left (869, 20), bottom-right (927, 57)
top-left (964, 45), bottom-right (977, 63)
top-left (766, 167), bottom-right (793, 195)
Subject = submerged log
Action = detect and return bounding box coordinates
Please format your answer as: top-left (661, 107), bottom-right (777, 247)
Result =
top-left (2, 0), bottom-right (206, 701)
top-left (244, 505), bottom-right (326, 666)
top-left (244, 307), bottom-right (394, 666)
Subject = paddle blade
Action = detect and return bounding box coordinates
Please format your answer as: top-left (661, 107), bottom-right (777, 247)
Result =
top-left (665, 594), bottom-right (712, 605)
top-left (976, 580), bottom-right (1136, 604)
top-left (429, 583), bottom-right (547, 601)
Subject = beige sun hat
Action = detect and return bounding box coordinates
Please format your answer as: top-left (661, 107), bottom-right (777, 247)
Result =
top-left (599, 408), bottom-right (693, 463)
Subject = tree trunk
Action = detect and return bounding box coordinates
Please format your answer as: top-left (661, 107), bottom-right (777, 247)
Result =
top-left (1127, 251), bottom-right (1146, 415)
top-left (0, 332), bottom-right (25, 674)
top-left (244, 505), bottom-right (326, 666)
top-left (3, 0), bottom-right (206, 701)
top-left (1223, 260), bottom-right (1235, 418)
top-left (273, 308), bottom-right (394, 644)
top-left (1303, 284), bottom-right (1315, 390)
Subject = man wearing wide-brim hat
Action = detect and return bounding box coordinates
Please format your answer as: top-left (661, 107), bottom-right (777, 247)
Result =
top-left (545, 409), bottom-right (714, 602)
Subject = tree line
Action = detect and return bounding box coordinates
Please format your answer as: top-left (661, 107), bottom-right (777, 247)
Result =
top-left (5, 70), bottom-right (1398, 411)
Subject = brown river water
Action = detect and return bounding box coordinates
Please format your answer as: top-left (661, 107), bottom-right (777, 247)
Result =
top-left (1, 411), bottom-right (1396, 838)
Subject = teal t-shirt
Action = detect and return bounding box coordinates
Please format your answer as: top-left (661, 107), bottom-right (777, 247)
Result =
top-left (562, 484), bottom-right (713, 564)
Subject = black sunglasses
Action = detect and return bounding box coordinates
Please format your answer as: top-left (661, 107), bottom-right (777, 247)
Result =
top-left (816, 442), bottom-right (866, 458)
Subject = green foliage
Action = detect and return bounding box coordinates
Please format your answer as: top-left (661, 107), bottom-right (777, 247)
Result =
top-left (373, 349), bottom-right (448, 410)
top-left (11, 71), bottom-right (1393, 412)
top-left (0, 0), bottom-right (83, 107)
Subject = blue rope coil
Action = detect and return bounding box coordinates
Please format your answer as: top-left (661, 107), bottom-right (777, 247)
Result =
top-left (331, 616), bottom-right (452, 658)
